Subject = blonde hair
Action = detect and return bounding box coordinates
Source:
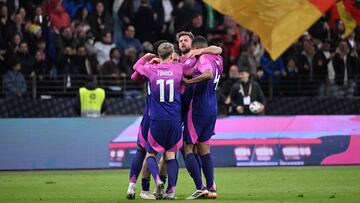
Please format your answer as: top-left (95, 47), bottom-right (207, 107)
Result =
top-left (158, 42), bottom-right (174, 60)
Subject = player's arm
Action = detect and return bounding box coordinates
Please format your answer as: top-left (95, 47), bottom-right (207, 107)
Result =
top-left (183, 69), bottom-right (212, 85)
top-left (130, 71), bottom-right (145, 81)
top-left (133, 53), bottom-right (155, 76)
top-left (182, 57), bottom-right (197, 76)
top-left (183, 56), bottom-right (213, 85)
top-left (132, 53), bottom-right (155, 70)
top-left (188, 45), bottom-right (222, 57)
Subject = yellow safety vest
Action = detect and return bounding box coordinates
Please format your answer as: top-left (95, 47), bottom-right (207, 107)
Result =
top-left (79, 87), bottom-right (105, 117)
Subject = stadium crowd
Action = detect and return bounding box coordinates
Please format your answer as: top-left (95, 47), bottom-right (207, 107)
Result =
top-left (0, 0), bottom-right (360, 102)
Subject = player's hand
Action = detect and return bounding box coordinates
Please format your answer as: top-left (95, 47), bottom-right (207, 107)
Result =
top-left (182, 77), bottom-right (192, 86)
top-left (236, 105), bottom-right (244, 114)
top-left (187, 49), bottom-right (203, 58)
top-left (144, 53), bottom-right (156, 60)
top-left (149, 57), bottom-right (160, 64)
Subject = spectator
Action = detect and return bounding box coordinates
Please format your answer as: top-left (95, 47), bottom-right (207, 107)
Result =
top-left (151, 0), bottom-right (176, 41)
top-left (34, 49), bottom-right (51, 94)
top-left (260, 52), bottom-right (286, 80)
top-left (56, 46), bottom-right (78, 77)
top-left (237, 42), bottom-right (263, 79)
top-left (3, 57), bottom-right (27, 98)
top-left (74, 44), bottom-right (98, 76)
top-left (251, 33), bottom-right (265, 65)
top-left (3, 13), bottom-right (28, 42)
top-left (187, 13), bottom-right (207, 37)
top-left (172, 0), bottom-right (200, 33)
top-left (260, 51), bottom-right (286, 96)
top-left (93, 31), bottom-right (116, 65)
top-left (297, 39), bottom-right (317, 95)
top-left (63, 0), bottom-right (92, 19)
top-left (281, 57), bottom-right (299, 96)
top-left (313, 39), bottom-right (332, 96)
top-left (121, 47), bottom-right (138, 75)
top-left (54, 26), bottom-right (76, 54)
top-left (228, 67), bottom-right (265, 115)
top-left (100, 47), bottom-right (124, 78)
top-left (332, 39), bottom-right (359, 97)
top-left (49, 1), bottom-right (71, 32)
top-left (117, 0), bottom-right (135, 26)
top-left (73, 7), bottom-right (90, 27)
top-left (134, 0), bottom-right (157, 43)
top-left (116, 24), bottom-right (143, 54)
top-left (221, 18), bottom-right (241, 73)
top-left (219, 64), bottom-right (240, 114)
top-left (17, 41), bottom-right (35, 76)
top-left (88, 1), bottom-right (113, 40)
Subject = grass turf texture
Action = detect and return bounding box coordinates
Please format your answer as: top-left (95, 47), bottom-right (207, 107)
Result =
top-left (0, 166), bottom-right (359, 203)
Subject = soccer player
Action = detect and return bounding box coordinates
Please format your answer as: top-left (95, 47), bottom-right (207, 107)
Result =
top-left (126, 40), bottom-right (168, 200)
top-left (133, 42), bottom-right (191, 200)
top-left (182, 36), bottom-right (223, 199)
top-left (176, 32), bottom-right (222, 199)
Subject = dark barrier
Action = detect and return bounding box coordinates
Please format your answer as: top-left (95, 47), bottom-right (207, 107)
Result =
top-left (1, 97), bottom-right (360, 118)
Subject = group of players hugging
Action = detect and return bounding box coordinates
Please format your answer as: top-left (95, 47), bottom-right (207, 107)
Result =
top-left (126, 31), bottom-right (223, 200)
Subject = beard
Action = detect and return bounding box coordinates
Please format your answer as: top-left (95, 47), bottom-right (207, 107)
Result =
top-left (180, 47), bottom-right (191, 55)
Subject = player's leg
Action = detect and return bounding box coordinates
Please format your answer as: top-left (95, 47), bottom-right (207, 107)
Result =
top-left (163, 151), bottom-right (177, 200)
top-left (158, 154), bottom-right (167, 185)
top-left (145, 120), bottom-right (167, 199)
top-left (126, 118), bottom-right (149, 199)
top-left (139, 161), bottom-right (156, 200)
top-left (192, 145), bottom-right (202, 179)
top-left (163, 121), bottom-right (182, 200)
top-left (197, 115), bottom-right (217, 199)
top-left (145, 152), bottom-right (164, 199)
top-left (183, 115), bottom-right (207, 199)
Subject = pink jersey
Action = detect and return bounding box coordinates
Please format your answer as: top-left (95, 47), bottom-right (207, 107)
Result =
top-left (192, 54), bottom-right (223, 116)
top-left (134, 56), bottom-right (191, 121)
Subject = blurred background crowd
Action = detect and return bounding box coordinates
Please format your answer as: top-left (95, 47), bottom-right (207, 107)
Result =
top-left (0, 0), bottom-right (359, 110)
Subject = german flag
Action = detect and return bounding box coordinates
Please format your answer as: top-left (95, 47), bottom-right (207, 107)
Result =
top-left (329, 0), bottom-right (360, 37)
top-left (203, 0), bottom-right (337, 60)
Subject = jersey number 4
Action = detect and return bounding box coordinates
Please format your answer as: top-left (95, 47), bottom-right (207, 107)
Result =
top-left (156, 79), bottom-right (174, 102)
top-left (214, 68), bottom-right (220, 90)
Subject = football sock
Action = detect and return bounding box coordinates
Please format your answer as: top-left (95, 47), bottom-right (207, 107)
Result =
top-left (129, 149), bottom-right (146, 183)
top-left (166, 159), bottom-right (178, 193)
top-left (200, 153), bottom-right (215, 191)
top-left (146, 156), bottom-right (160, 184)
top-left (184, 153), bottom-right (203, 190)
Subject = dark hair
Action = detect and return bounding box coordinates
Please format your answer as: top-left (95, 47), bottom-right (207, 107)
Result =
top-left (109, 47), bottom-right (120, 58)
top-left (11, 56), bottom-right (20, 67)
top-left (173, 43), bottom-right (180, 55)
top-left (153, 40), bottom-right (168, 55)
top-left (192, 35), bottom-right (208, 48)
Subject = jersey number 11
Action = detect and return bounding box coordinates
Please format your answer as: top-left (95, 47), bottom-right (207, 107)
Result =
top-left (156, 79), bottom-right (174, 102)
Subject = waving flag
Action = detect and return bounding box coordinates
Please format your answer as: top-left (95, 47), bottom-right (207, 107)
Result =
top-left (203, 0), bottom-right (337, 59)
top-left (329, 0), bottom-right (360, 37)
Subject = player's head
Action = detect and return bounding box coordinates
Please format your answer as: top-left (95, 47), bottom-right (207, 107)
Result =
top-left (172, 44), bottom-right (180, 62)
top-left (153, 40), bottom-right (169, 55)
top-left (158, 42), bottom-right (174, 61)
top-left (176, 31), bottom-right (194, 55)
top-left (192, 35), bottom-right (208, 49)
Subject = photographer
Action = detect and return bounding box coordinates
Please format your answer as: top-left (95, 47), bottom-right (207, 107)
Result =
top-left (226, 67), bottom-right (266, 115)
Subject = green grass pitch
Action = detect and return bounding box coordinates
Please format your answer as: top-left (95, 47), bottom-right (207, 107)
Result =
top-left (1, 166), bottom-right (360, 203)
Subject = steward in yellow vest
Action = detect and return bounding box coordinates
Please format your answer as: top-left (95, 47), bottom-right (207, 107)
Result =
top-left (74, 76), bottom-right (107, 117)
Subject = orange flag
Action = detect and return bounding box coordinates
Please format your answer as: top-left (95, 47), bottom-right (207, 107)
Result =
top-left (203, 0), bottom-right (337, 59)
